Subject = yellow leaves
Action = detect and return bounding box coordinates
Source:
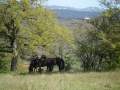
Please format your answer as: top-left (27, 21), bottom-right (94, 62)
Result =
top-left (1, 1), bottom-right (75, 55)
top-left (54, 25), bottom-right (74, 45)
top-left (99, 31), bottom-right (117, 49)
top-left (24, 7), bottom-right (74, 51)
top-left (21, 0), bottom-right (30, 7)
top-left (103, 10), bottom-right (113, 17)
top-left (21, 0), bottom-right (29, 4)
top-left (9, 0), bottom-right (17, 4)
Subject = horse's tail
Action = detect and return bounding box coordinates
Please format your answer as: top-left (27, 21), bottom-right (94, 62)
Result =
top-left (60, 59), bottom-right (65, 70)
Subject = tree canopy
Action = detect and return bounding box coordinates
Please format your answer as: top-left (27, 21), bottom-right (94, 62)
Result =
top-left (0, 0), bottom-right (74, 71)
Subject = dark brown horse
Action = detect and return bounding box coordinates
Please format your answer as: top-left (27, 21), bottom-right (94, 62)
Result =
top-left (38, 55), bottom-right (65, 72)
top-left (29, 55), bottom-right (40, 73)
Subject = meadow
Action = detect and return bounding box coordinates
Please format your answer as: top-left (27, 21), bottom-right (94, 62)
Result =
top-left (0, 71), bottom-right (120, 90)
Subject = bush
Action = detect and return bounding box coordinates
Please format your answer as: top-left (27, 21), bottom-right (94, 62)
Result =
top-left (64, 54), bottom-right (76, 71)
top-left (0, 53), bottom-right (11, 73)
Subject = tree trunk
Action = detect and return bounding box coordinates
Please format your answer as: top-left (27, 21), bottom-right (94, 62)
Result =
top-left (11, 55), bottom-right (18, 71)
top-left (10, 40), bottom-right (18, 71)
top-left (59, 45), bottom-right (63, 59)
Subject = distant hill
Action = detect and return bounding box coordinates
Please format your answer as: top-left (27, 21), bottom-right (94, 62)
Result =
top-left (45, 5), bottom-right (104, 20)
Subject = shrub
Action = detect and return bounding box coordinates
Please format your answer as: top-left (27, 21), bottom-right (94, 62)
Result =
top-left (0, 53), bottom-right (11, 73)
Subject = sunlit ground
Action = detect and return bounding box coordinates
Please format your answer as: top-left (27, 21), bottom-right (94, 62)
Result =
top-left (0, 71), bottom-right (120, 90)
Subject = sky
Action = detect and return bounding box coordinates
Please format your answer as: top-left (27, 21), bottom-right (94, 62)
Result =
top-left (44, 0), bottom-right (102, 9)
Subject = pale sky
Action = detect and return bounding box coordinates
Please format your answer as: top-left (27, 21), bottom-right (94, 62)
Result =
top-left (44, 0), bottom-right (102, 9)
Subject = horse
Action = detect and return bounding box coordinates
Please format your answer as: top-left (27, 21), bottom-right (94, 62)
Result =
top-left (28, 55), bottom-right (41, 73)
top-left (39, 55), bottom-right (65, 72)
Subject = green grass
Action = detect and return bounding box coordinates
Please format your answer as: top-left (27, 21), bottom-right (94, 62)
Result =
top-left (0, 71), bottom-right (120, 90)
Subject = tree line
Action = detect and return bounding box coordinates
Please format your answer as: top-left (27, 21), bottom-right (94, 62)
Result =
top-left (75, 0), bottom-right (120, 71)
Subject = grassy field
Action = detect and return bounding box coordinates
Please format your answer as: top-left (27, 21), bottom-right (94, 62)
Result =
top-left (0, 71), bottom-right (120, 90)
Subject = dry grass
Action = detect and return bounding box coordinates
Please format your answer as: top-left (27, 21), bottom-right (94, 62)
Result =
top-left (0, 71), bottom-right (120, 90)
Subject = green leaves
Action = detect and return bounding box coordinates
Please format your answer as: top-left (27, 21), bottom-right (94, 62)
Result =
top-left (0, 0), bottom-right (75, 71)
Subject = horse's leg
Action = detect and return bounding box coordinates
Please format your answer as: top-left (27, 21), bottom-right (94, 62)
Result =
top-left (29, 66), bottom-right (33, 73)
top-left (59, 60), bottom-right (65, 72)
top-left (32, 67), bottom-right (34, 72)
top-left (56, 60), bottom-right (62, 72)
top-left (58, 63), bottom-right (63, 72)
top-left (36, 67), bottom-right (38, 72)
top-left (33, 68), bottom-right (35, 72)
top-left (47, 65), bottom-right (52, 72)
top-left (47, 66), bottom-right (51, 72)
top-left (49, 65), bottom-right (54, 72)
top-left (35, 67), bottom-right (37, 72)
top-left (38, 66), bottom-right (42, 73)
top-left (47, 66), bottom-right (49, 71)
top-left (58, 65), bottom-right (61, 72)
top-left (51, 65), bottom-right (54, 72)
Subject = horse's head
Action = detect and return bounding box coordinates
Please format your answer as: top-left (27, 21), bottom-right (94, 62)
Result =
top-left (41, 55), bottom-right (47, 61)
top-left (55, 57), bottom-right (65, 71)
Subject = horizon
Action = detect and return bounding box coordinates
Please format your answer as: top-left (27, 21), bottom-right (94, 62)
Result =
top-left (44, 0), bottom-right (102, 9)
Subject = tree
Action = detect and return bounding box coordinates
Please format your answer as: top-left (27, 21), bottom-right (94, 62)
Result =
top-left (0, 0), bottom-right (74, 71)
top-left (75, 0), bottom-right (120, 71)
top-left (89, 0), bottom-right (120, 70)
